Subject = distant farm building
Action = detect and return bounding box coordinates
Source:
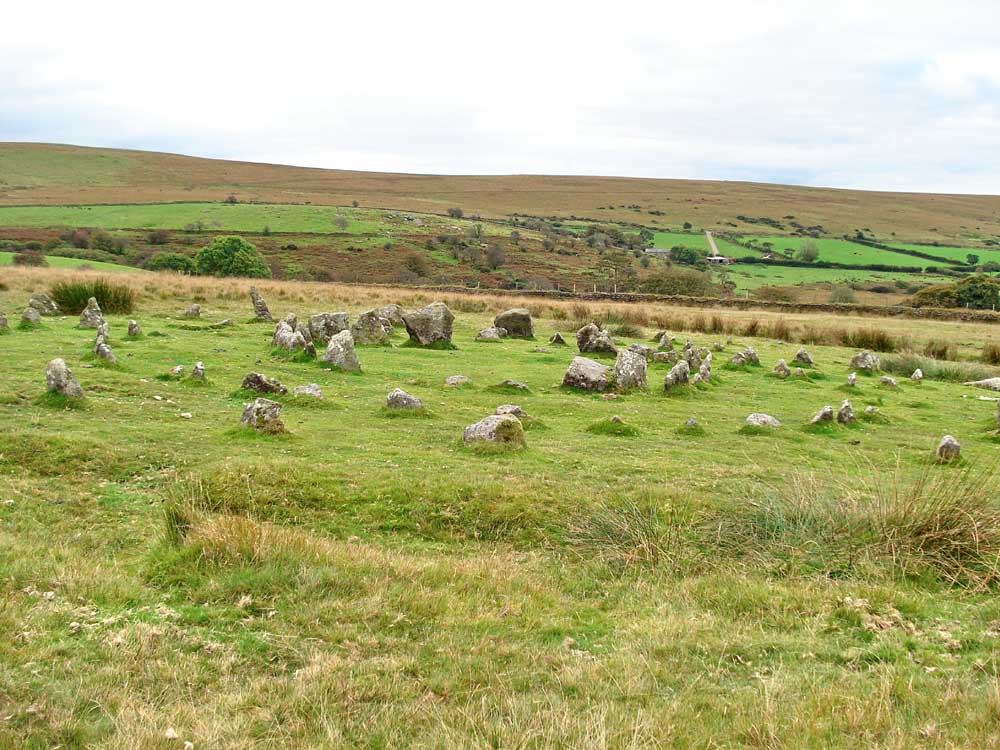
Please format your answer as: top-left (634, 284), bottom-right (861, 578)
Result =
top-left (706, 255), bottom-right (734, 265)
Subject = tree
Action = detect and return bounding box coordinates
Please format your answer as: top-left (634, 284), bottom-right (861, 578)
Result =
top-left (147, 252), bottom-right (196, 274)
top-left (639, 267), bottom-right (718, 297)
top-left (195, 236), bottom-right (271, 278)
top-left (485, 244), bottom-right (506, 269)
top-left (967, 254), bottom-right (980, 266)
top-left (447, 207), bottom-right (464, 219)
top-left (333, 215), bottom-right (349, 231)
top-left (912, 275), bottom-right (1000, 309)
top-left (683, 222), bottom-right (693, 230)
top-left (147, 229), bottom-right (170, 245)
top-left (596, 249), bottom-right (637, 290)
top-left (509, 230), bottom-right (521, 245)
top-left (796, 239), bottom-right (819, 262)
top-left (669, 244), bottom-right (704, 266)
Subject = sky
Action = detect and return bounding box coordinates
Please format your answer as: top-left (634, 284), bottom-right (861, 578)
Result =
top-left (2, 0), bottom-right (999, 193)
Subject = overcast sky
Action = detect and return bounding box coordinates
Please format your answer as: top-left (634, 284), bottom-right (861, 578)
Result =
top-left (2, 1), bottom-right (999, 193)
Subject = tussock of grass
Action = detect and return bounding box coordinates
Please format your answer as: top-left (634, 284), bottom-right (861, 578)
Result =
top-left (714, 464), bottom-right (1000, 588)
top-left (50, 277), bottom-right (136, 314)
top-left (380, 406), bottom-right (431, 419)
top-left (33, 391), bottom-right (86, 410)
top-left (882, 352), bottom-right (999, 382)
top-left (675, 422), bottom-right (706, 437)
top-left (982, 342), bottom-right (1000, 365)
top-left (401, 339), bottom-right (457, 350)
top-left (563, 496), bottom-right (685, 568)
top-left (738, 425), bottom-right (779, 436)
top-left (585, 418), bottom-right (639, 437)
top-left (269, 347), bottom-right (315, 363)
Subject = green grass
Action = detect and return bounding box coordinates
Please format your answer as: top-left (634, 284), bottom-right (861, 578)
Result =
top-left (0, 250), bottom-right (137, 273)
top-left (4, 279), bottom-right (1000, 748)
top-left (721, 263), bottom-right (955, 291)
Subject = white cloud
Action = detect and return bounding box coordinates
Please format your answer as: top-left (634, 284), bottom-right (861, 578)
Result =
top-left (1, 0), bottom-right (999, 193)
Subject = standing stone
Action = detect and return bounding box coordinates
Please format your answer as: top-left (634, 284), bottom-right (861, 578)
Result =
top-left (21, 307), bottom-right (42, 326)
top-left (563, 356), bottom-right (613, 392)
top-left (663, 360), bottom-right (690, 391)
top-left (308, 312), bottom-right (350, 344)
top-left (742, 347), bottom-right (761, 366)
top-left (351, 310), bottom-right (392, 345)
top-left (656, 333), bottom-right (674, 351)
top-left (837, 400), bottom-right (855, 424)
top-left (628, 343), bottom-right (656, 361)
top-left (773, 359), bottom-right (791, 379)
top-left (698, 352), bottom-right (713, 383)
top-left (494, 308), bottom-right (534, 338)
top-left (95, 343), bottom-right (116, 364)
top-left (127, 320), bottom-right (142, 337)
top-left (184, 304), bottom-right (201, 318)
top-left (712, 342), bottom-right (725, 352)
top-left (809, 405), bottom-right (834, 424)
top-left (549, 332), bottom-right (567, 346)
top-left (614, 348), bottom-right (648, 390)
top-left (284, 313), bottom-right (313, 344)
top-left (191, 361), bottom-right (205, 381)
top-left (476, 326), bottom-right (506, 341)
top-left (849, 350), bottom-right (880, 372)
top-left (576, 323), bottom-right (617, 354)
top-left (879, 376), bottom-right (898, 388)
top-left (936, 435), bottom-right (961, 462)
top-left (403, 302), bottom-right (454, 346)
top-left (462, 414), bottom-right (526, 447)
top-left (653, 350), bottom-right (679, 365)
top-left (250, 286), bottom-right (273, 322)
top-left (241, 398), bottom-right (284, 433)
top-left (386, 388), bottom-right (423, 409)
top-left (28, 293), bottom-right (59, 316)
top-left (45, 358), bottom-right (84, 398)
top-left (793, 347), bottom-right (814, 367)
top-left (911, 368), bottom-right (923, 382)
top-left (847, 372), bottom-right (857, 387)
top-left (320, 330), bottom-right (361, 371)
top-left (79, 297), bottom-right (104, 329)
top-left (375, 304), bottom-right (405, 327)
top-left (272, 321), bottom-right (308, 352)
top-left (241, 372), bottom-right (288, 395)
top-left (746, 413), bottom-right (781, 428)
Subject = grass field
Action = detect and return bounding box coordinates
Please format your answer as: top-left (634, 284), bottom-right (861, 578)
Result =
top-left (4, 266), bottom-right (1000, 747)
top-left (720, 264), bottom-right (954, 292)
top-left (3, 143), bottom-right (1000, 243)
top-left (0, 251), bottom-right (137, 273)
top-left (739, 236), bottom-right (997, 267)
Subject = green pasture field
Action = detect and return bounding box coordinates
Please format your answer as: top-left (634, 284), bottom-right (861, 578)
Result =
top-left (0, 251), bottom-right (138, 273)
top-left (3, 271), bottom-right (1000, 747)
top-left (720, 262), bottom-right (953, 290)
top-left (888, 242), bottom-right (1000, 264)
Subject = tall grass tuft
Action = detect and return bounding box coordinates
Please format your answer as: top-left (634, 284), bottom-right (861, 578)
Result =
top-left (923, 338), bottom-right (957, 360)
top-left (50, 277), bottom-right (136, 314)
top-left (982, 342), bottom-right (1000, 365)
top-left (715, 463), bottom-right (1000, 588)
top-left (838, 327), bottom-right (900, 352)
top-left (881, 352), bottom-right (999, 382)
top-left (564, 496), bottom-right (680, 567)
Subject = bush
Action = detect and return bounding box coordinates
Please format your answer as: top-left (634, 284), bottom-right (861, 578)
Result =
top-left (12, 251), bottom-right (47, 267)
top-left (755, 285), bottom-right (797, 303)
top-left (50, 278), bottom-right (136, 314)
top-left (912, 275), bottom-right (1000, 310)
top-left (195, 236), bottom-right (270, 278)
top-left (147, 252), bottom-right (195, 274)
top-left (639, 267), bottom-right (719, 297)
top-left (839, 327), bottom-right (900, 352)
top-left (828, 285), bottom-right (856, 303)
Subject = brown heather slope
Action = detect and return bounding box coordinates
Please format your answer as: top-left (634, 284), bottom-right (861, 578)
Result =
top-left (1, 142), bottom-right (999, 242)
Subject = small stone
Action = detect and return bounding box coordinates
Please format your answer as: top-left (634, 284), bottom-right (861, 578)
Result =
top-left (911, 368), bottom-right (923, 382)
top-left (627, 343), bottom-right (656, 361)
top-left (240, 398), bottom-right (285, 433)
top-left (497, 379), bottom-right (529, 391)
top-left (712, 342), bottom-right (725, 352)
top-left (180, 412), bottom-right (192, 419)
top-left (386, 388), bottom-right (423, 409)
top-left (746, 413), bottom-right (781, 428)
top-left (127, 320), bottom-right (142, 337)
top-left (476, 326), bottom-right (506, 341)
top-left (22, 307), bottom-right (42, 326)
top-left (463, 414), bottom-right (526, 447)
top-left (293, 383), bottom-right (323, 399)
top-left (94, 343), bottom-right (116, 364)
top-left (184, 304), bottom-right (201, 318)
top-left (444, 374), bottom-right (470, 387)
top-left (219, 318), bottom-right (234, 327)
top-left (549, 332), bottom-right (567, 346)
top-left (810, 405), bottom-right (834, 424)
top-left (170, 365), bottom-right (185, 376)
top-left (45, 358), bottom-right (84, 397)
top-left (879, 376), bottom-right (898, 388)
top-left (653, 350), bottom-right (678, 365)
top-left (773, 359), bottom-right (791, 379)
top-left (837, 400), bottom-right (855, 424)
top-left (847, 372), bottom-right (857, 387)
top-left (936, 435), bottom-right (961, 462)
top-left (496, 404), bottom-right (527, 418)
top-left (191, 361), bottom-right (205, 380)
top-left (685, 418), bottom-right (698, 427)
top-left (610, 415), bottom-right (624, 423)
top-left (864, 405), bottom-right (878, 415)
top-left (241, 372), bottom-right (287, 395)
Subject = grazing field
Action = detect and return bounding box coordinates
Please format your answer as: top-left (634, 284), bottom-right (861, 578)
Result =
top-left (721, 264), bottom-right (954, 292)
top-left (4, 266), bottom-right (1000, 748)
top-left (4, 143), bottom-right (1000, 243)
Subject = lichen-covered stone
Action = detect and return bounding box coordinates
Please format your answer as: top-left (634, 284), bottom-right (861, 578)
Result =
top-left (241, 372), bottom-right (288, 395)
top-left (614, 348), bottom-right (647, 390)
top-left (320, 330), bottom-right (361, 371)
top-left (386, 388), bottom-right (423, 409)
top-left (403, 302), bottom-right (454, 346)
top-left (494, 308), bottom-right (534, 338)
top-left (563, 356), bottom-right (613, 391)
top-left (463, 414), bottom-right (526, 447)
top-left (45, 358), bottom-right (84, 397)
top-left (351, 310), bottom-right (392, 345)
top-left (79, 297), bottom-right (104, 329)
top-left (250, 286), bottom-right (273, 322)
top-left (241, 398), bottom-right (284, 433)
top-left (308, 312), bottom-right (350, 344)
top-left (576, 324), bottom-right (617, 355)
top-left (936, 435), bottom-right (961, 462)
top-left (850, 350), bottom-right (880, 372)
